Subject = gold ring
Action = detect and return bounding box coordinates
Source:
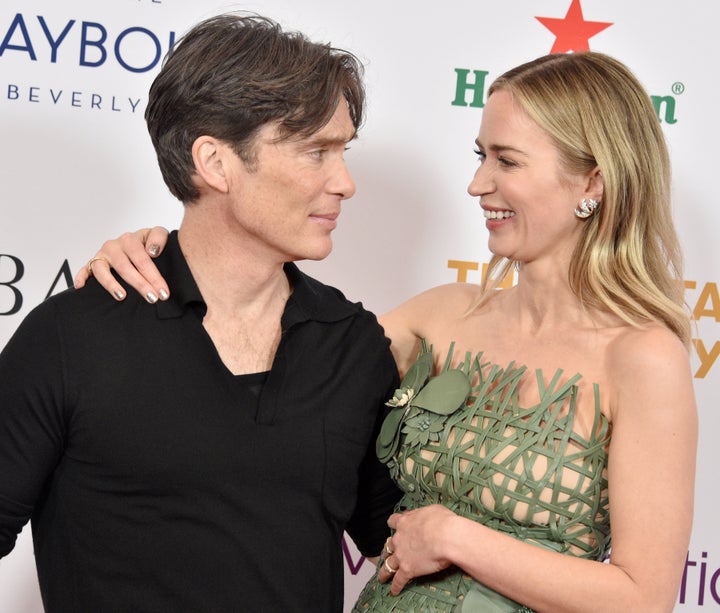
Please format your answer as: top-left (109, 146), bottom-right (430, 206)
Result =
top-left (87, 256), bottom-right (110, 276)
top-left (383, 558), bottom-right (398, 574)
top-left (384, 537), bottom-right (393, 556)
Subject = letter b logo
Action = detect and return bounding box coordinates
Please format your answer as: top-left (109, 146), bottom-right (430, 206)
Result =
top-left (0, 254), bottom-right (25, 316)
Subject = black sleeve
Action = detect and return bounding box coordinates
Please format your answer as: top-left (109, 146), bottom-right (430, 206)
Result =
top-left (344, 350), bottom-right (401, 557)
top-left (0, 300), bottom-right (67, 558)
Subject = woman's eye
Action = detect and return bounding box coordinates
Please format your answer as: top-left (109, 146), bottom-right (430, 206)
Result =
top-left (498, 157), bottom-right (516, 168)
top-left (473, 148), bottom-right (486, 163)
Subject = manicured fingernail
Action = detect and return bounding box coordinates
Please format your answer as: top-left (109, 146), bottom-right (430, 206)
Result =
top-left (146, 292), bottom-right (158, 304)
top-left (148, 244), bottom-right (160, 257)
top-left (113, 289), bottom-right (126, 300)
top-left (159, 289), bottom-right (169, 300)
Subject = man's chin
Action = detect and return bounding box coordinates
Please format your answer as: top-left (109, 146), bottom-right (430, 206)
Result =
top-left (291, 240), bottom-right (334, 263)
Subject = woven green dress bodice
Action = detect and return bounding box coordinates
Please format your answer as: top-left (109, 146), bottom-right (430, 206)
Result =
top-left (354, 343), bottom-right (611, 613)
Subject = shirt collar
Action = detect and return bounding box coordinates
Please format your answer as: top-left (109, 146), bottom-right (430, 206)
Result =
top-left (154, 231), bottom-right (205, 320)
top-left (155, 230), bottom-right (360, 327)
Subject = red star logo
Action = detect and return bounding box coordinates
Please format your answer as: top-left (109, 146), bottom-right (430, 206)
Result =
top-left (536, 0), bottom-right (613, 53)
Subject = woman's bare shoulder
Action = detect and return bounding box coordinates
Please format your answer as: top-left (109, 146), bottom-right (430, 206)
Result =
top-left (380, 283), bottom-right (487, 374)
top-left (605, 322), bottom-right (694, 422)
top-left (383, 282), bottom-right (489, 335)
top-left (393, 282), bottom-right (485, 317)
top-left (607, 323), bottom-right (689, 372)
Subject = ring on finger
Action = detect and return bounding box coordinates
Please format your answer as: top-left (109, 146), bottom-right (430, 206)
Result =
top-left (87, 256), bottom-right (110, 276)
top-left (383, 557), bottom-right (398, 574)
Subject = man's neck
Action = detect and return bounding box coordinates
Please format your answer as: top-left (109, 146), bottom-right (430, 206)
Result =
top-left (177, 211), bottom-right (293, 374)
top-left (177, 211), bottom-right (291, 319)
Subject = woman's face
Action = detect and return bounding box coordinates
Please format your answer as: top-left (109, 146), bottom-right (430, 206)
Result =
top-left (468, 89), bottom-right (596, 269)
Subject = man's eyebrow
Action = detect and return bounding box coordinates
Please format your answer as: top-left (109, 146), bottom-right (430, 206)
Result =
top-left (306, 131), bottom-right (357, 146)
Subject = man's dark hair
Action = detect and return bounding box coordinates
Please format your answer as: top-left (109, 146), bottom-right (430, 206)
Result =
top-left (145, 13), bottom-right (365, 203)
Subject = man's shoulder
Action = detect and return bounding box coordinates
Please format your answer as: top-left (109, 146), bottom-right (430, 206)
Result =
top-left (290, 265), bottom-right (376, 320)
top-left (289, 267), bottom-right (391, 352)
top-left (2, 280), bottom-right (130, 360)
top-left (49, 276), bottom-right (145, 313)
top-left (13, 276), bottom-right (151, 346)
top-left (297, 269), bottom-right (355, 304)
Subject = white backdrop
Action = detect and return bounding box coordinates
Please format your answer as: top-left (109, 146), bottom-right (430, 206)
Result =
top-left (1, 1), bottom-right (718, 610)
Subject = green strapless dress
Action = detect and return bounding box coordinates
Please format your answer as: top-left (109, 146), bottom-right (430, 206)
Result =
top-left (353, 342), bottom-right (611, 612)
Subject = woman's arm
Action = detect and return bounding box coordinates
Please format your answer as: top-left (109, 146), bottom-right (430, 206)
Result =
top-left (74, 227), bottom-right (171, 302)
top-left (379, 325), bottom-right (697, 612)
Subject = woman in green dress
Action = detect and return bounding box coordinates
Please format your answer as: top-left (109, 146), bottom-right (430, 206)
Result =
top-left (355, 51), bottom-right (695, 612)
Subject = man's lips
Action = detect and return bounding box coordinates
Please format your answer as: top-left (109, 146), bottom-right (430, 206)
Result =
top-left (310, 212), bottom-right (339, 229)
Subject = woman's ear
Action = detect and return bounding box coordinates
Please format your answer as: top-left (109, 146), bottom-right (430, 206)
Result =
top-left (191, 136), bottom-right (230, 194)
top-left (585, 166), bottom-right (604, 203)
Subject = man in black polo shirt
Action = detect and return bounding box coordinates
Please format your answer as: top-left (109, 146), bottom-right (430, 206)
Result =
top-left (0, 14), bottom-right (400, 612)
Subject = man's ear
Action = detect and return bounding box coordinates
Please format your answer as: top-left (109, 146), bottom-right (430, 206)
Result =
top-left (191, 136), bottom-right (230, 194)
top-left (585, 166), bottom-right (604, 203)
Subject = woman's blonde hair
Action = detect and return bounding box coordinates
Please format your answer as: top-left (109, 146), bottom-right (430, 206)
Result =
top-left (478, 51), bottom-right (691, 346)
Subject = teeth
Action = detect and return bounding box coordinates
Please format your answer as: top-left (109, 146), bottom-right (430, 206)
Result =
top-left (484, 210), bottom-right (515, 219)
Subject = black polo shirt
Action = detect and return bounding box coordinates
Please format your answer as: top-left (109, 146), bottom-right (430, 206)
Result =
top-left (0, 231), bottom-right (400, 612)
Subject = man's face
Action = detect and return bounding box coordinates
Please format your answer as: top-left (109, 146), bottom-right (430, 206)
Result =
top-left (222, 101), bottom-right (357, 263)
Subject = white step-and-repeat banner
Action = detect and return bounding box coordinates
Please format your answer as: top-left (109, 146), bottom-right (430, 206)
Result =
top-left (1, 1), bottom-right (717, 610)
